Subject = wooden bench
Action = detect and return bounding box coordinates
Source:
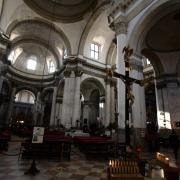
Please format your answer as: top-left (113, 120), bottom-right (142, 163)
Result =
top-left (155, 152), bottom-right (180, 180)
top-left (107, 160), bottom-right (144, 180)
top-left (20, 136), bottom-right (72, 161)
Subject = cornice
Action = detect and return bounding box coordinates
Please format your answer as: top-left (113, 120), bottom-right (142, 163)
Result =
top-left (109, 15), bottom-right (128, 35)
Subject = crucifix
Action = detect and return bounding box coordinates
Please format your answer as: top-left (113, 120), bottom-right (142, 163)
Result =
top-left (106, 46), bottom-right (154, 147)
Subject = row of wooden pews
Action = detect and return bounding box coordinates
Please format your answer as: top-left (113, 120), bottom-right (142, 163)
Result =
top-left (20, 131), bottom-right (72, 161)
top-left (73, 136), bottom-right (121, 159)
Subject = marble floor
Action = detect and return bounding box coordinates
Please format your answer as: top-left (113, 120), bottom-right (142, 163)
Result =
top-left (0, 136), bottom-right (179, 180)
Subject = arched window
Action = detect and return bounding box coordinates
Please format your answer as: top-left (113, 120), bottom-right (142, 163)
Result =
top-left (90, 43), bottom-right (100, 60)
top-left (15, 90), bottom-right (35, 104)
top-left (47, 58), bottom-right (55, 73)
top-left (27, 56), bottom-right (37, 70)
top-left (8, 47), bottom-right (23, 64)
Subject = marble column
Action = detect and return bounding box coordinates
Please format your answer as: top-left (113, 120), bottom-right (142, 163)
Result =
top-left (62, 70), bottom-right (76, 127)
top-left (110, 82), bottom-right (115, 123)
top-left (50, 86), bottom-right (58, 127)
top-left (7, 87), bottom-right (16, 125)
top-left (72, 69), bottom-right (82, 126)
top-left (55, 102), bottom-right (60, 126)
top-left (110, 19), bottom-right (128, 128)
top-left (105, 79), bottom-right (111, 127)
top-left (56, 97), bottom-right (63, 126)
top-left (130, 54), bottom-right (146, 129)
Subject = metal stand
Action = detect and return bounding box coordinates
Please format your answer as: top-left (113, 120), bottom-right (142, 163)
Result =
top-left (24, 144), bottom-right (40, 175)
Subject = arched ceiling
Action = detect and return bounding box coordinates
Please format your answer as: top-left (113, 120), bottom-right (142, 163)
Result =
top-left (146, 10), bottom-right (180, 52)
top-left (23, 0), bottom-right (97, 23)
top-left (6, 19), bottom-right (71, 76)
top-left (9, 42), bottom-right (57, 76)
top-left (83, 9), bottom-right (115, 64)
top-left (8, 20), bottom-right (69, 58)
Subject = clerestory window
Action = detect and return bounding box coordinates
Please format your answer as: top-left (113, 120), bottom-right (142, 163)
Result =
top-left (90, 43), bottom-right (100, 60)
top-left (27, 56), bottom-right (37, 70)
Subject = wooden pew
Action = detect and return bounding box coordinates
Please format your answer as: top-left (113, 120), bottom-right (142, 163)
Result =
top-left (107, 160), bottom-right (144, 180)
top-left (20, 135), bottom-right (72, 161)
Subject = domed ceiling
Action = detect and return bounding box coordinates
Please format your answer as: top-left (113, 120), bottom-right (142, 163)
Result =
top-left (146, 10), bottom-right (180, 52)
top-left (23, 0), bottom-right (97, 23)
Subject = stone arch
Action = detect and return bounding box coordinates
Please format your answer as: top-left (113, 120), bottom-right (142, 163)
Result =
top-left (10, 36), bottom-right (60, 68)
top-left (129, 0), bottom-right (180, 54)
top-left (80, 77), bottom-right (105, 126)
top-left (15, 86), bottom-right (37, 97)
top-left (106, 41), bottom-right (117, 65)
top-left (141, 48), bottom-right (164, 76)
top-left (6, 18), bottom-right (72, 55)
top-left (80, 77), bottom-right (105, 97)
top-left (78, 1), bottom-right (111, 55)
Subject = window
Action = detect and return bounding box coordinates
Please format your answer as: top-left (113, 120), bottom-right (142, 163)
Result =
top-left (8, 47), bottom-right (23, 64)
top-left (90, 43), bottom-right (100, 60)
top-left (15, 90), bottom-right (35, 104)
top-left (63, 49), bottom-right (67, 58)
top-left (27, 56), bottom-right (37, 70)
top-left (47, 59), bottom-right (55, 73)
top-left (147, 58), bottom-right (151, 65)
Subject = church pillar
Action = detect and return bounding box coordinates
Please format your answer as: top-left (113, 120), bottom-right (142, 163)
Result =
top-left (110, 81), bottom-right (116, 123)
top-left (109, 17), bottom-right (128, 128)
top-left (7, 87), bottom-right (16, 125)
top-left (62, 58), bottom-right (84, 127)
top-left (105, 79), bottom-right (111, 127)
top-left (72, 68), bottom-right (83, 126)
top-left (130, 54), bottom-right (146, 129)
top-left (62, 70), bottom-right (71, 127)
top-left (50, 86), bottom-right (58, 127)
top-left (56, 97), bottom-right (63, 126)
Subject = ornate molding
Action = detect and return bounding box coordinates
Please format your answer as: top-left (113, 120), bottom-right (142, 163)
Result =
top-left (74, 67), bottom-right (83, 77)
top-left (63, 68), bottom-right (72, 78)
top-left (130, 60), bottom-right (143, 72)
top-left (109, 20), bottom-right (128, 35)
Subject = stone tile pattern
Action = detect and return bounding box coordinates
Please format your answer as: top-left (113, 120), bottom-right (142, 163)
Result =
top-left (0, 136), bottom-right (179, 180)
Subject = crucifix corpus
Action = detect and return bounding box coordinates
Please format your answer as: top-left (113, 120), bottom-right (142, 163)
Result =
top-left (107, 45), bottom-right (154, 147)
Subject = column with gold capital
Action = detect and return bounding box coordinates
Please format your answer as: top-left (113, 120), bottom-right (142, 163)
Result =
top-left (72, 67), bottom-right (83, 127)
top-left (109, 15), bottom-right (128, 128)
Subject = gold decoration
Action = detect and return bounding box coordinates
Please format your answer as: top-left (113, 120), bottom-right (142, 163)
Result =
top-left (127, 85), bottom-right (135, 107)
top-left (122, 45), bottom-right (133, 63)
top-left (106, 64), bottom-right (116, 77)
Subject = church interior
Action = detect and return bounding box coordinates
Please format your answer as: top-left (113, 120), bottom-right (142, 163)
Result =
top-left (1, 0), bottom-right (180, 179)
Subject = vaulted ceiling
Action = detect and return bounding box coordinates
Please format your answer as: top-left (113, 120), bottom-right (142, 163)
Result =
top-left (23, 0), bottom-right (98, 23)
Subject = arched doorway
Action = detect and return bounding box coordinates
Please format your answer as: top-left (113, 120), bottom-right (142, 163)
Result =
top-left (80, 78), bottom-right (105, 132)
top-left (41, 89), bottom-right (53, 127)
top-left (12, 90), bottom-right (35, 127)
